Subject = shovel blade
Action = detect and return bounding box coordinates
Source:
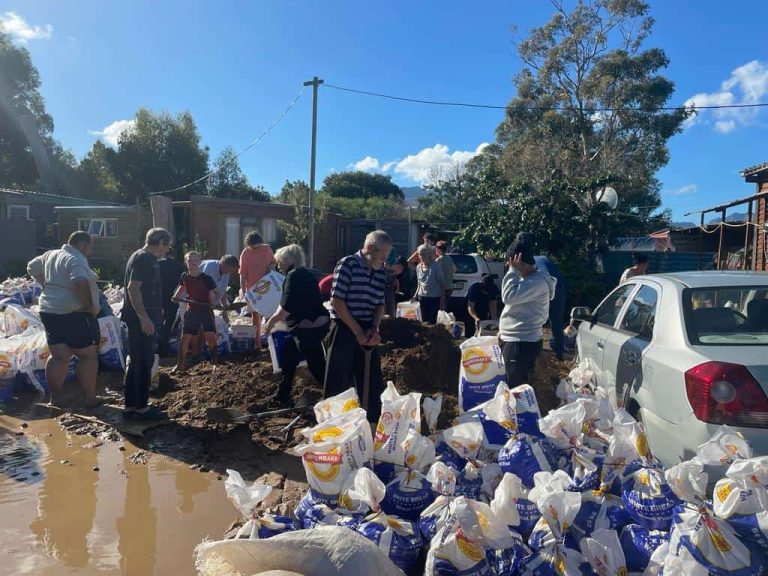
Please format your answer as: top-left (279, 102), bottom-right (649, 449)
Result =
top-left (205, 407), bottom-right (249, 423)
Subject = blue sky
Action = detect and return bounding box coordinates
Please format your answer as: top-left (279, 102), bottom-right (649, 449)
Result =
top-left (2, 1), bottom-right (767, 221)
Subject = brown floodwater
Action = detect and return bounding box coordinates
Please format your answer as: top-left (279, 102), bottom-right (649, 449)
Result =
top-left (0, 413), bottom-right (235, 575)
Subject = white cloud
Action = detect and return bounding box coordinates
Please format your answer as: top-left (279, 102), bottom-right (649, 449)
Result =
top-left (394, 143), bottom-right (489, 184)
top-left (685, 60), bottom-right (768, 132)
top-left (351, 156), bottom-right (380, 172)
top-left (349, 143), bottom-right (490, 184)
top-left (0, 12), bottom-right (52, 44)
top-left (666, 184), bottom-right (698, 197)
top-left (89, 119), bottom-right (136, 148)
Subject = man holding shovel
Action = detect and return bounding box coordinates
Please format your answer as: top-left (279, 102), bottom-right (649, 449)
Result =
top-left (324, 230), bottom-right (392, 423)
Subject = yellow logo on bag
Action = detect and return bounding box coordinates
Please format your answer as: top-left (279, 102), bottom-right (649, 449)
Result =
top-left (387, 517), bottom-right (402, 530)
top-left (456, 531), bottom-right (484, 563)
top-left (342, 398), bottom-right (359, 412)
top-left (499, 419), bottom-right (517, 432)
top-left (716, 482), bottom-right (733, 503)
top-left (305, 427), bottom-right (344, 483)
top-left (339, 494), bottom-right (354, 510)
top-left (636, 433), bottom-right (650, 458)
top-left (252, 278), bottom-right (272, 296)
top-left (461, 347), bottom-right (493, 376)
top-left (0, 353), bottom-right (11, 371)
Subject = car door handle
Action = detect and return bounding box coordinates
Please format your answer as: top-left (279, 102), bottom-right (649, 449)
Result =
top-left (597, 341), bottom-right (604, 350)
top-left (625, 350), bottom-right (639, 365)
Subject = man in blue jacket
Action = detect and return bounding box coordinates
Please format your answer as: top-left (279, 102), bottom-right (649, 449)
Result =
top-left (515, 232), bottom-right (567, 361)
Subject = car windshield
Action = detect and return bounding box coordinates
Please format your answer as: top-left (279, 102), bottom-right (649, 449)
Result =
top-left (450, 254), bottom-right (478, 274)
top-left (683, 286), bottom-right (768, 345)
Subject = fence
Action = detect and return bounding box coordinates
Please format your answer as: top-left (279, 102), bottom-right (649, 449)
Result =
top-left (603, 251), bottom-right (715, 285)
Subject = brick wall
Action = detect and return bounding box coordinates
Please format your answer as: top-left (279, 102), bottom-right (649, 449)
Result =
top-left (185, 196), bottom-right (342, 273)
top-left (56, 206), bottom-right (153, 276)
top-left (756, 182), bottom-right (768, 271)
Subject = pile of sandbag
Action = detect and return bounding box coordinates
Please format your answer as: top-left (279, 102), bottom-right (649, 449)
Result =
top-left (198, 361), bottom-right (768, 576)
top-left (0, 280), bottom-right (130, 402)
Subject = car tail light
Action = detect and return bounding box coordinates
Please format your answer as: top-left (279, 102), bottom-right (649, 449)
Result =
top-left (685, 362), bottom-right (768, 428)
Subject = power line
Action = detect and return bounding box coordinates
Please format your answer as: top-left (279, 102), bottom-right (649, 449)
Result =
top-left (324, 83), bottom-right (768, 113)
top-left (149, 86), bottom-right (307, 196)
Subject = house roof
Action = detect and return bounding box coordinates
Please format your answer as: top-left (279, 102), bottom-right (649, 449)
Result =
top-left (0, 187), bottom-right (126, 207)
top-left (741, 162), bottom-right (768, 182)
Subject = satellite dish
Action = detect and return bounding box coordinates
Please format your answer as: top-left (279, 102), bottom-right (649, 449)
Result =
top-left (595, 186), bottom-right (618, 210)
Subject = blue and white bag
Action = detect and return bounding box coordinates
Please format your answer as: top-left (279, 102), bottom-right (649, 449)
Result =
top-left (491, 472), bottom-right (541, 539)
top-left (98, 316), bottom-right (126, 371)
top-left (498, 434), bottom-right (561, 489)
top-left (357, 511), bottom-right (423, 573)
top-left (381, 469), bottom-right (435, 521)
top-left (458, 336), bottom-right (506, 413)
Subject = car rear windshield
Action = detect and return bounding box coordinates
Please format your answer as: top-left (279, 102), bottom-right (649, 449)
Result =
top-left (683, 286), bottom-right (768, 345)
top-left (450, 254), bottom-right (478, 274)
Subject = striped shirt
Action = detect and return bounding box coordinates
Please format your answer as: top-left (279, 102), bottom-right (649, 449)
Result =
top-left (330, 250), bottom-right (387, 326)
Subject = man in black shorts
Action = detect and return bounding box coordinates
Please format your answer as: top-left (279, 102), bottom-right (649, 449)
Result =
top-left (171, 251), bottom-right (219, 373)
top-left (27, 231), bottom-right (101, 408)
top-left (122, 227), bottom-right (172, 420)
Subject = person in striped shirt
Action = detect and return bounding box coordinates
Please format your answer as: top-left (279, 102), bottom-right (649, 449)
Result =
top-left (323, 230), bottom-right (392, 423)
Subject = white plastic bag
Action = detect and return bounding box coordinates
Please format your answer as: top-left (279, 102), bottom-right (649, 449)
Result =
top-left (440, 421), bottom-right (484, 465)
top-left (580, 529), bottom-right (628, 576)
top-left (402, 428), bottom-right (435, 471)
top-left (373, 381), bottom-right (422, 465)
top-left (491, 472), bottom-right (541, 538)
top-left (458, 336), bottom-right (506, 413)
top-left (0, 303), bottom-right (41, 337)
top-left (426, 461), bottom-right (458, 497)
top-left (396, 301), bottom-right (421, 321)
top-left (425, 497), bottom-right (514, 576)
top-left (267, 321), bottom-right (306, 374)
top-left (338, 467), bottom-right (386, 516)
top-left (294, 408), bottom-right (373, 497)
top-left (98, 316), bottom-right (126, 371)
top-left (245, 270), bottom-right (285, 318)
top-left (223, 469), bottom-right (295, 540)
top-left (314, 388), bottom-right (360, 423)
top-left (423, 394), bottom-right (443, 434)
top-left (697, 425), bottom-right (753, 465)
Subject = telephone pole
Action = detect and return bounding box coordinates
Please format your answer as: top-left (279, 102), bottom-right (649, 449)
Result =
top-left (304, 76), bottom-right (323, 267)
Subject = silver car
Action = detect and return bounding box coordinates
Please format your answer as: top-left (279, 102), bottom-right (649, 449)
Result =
top-left (573, 271), bottom-right (768, 467)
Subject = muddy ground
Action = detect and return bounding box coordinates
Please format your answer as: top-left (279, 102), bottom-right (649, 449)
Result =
top-left (7, 317), bottom-right (571, 519)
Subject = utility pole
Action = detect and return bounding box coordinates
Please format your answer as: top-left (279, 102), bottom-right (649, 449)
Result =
top-left (304, 76), bottom-right (323, 267)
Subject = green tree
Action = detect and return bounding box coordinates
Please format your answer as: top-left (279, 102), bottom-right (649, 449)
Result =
top-left (76, 140), bottom-right (121, 202)
top-left (206, 146), bottom-right (271, 201)
top-left (321, 171), bottom-right (404, 200)
top-left (496, 0), bottom-right (689, 232)
top-left (277, 180), bottom-right (325, 247)
top-left (112, 108), bottom-right (209, 202)
top-left (0, 30), bottom-right (72, 193)
top-left (319, 193), bottom-right (405, 220)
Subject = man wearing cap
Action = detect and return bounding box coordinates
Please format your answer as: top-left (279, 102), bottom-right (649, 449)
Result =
top-left (467, 273), bottom-right (499, 332)
top-left (499, 242), bottom-right (556, 387)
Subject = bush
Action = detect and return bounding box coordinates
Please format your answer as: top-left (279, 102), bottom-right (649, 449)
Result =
top-left (557, 256), bottom-right (610, 315)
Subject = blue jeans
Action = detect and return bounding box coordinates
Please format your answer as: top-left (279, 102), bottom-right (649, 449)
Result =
top-left (549, 294), bottom-right (566, 359)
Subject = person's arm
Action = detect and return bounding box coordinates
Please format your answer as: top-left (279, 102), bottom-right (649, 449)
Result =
top-left (127, 280), bottom-right (154, 335)
top-left (264, 306), bottom-right (289, 334)
top-left (501, 272), bottom-right (545, 306)
top-left (407, 249), bottom-right (420, 266)
top-left (331, 297), bottom-right (368, 345)
top-left (27, 255), bottom-right (45, 285)
top-left (467, 299), bottom-right (481, 323)
top-left (367, 305), bottom-right (384, 345)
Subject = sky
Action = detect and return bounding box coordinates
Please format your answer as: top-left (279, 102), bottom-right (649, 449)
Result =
top-left (2, 0), bottom-right (767, 222)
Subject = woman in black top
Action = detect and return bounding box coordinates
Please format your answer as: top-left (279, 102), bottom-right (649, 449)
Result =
top-left (264, 244), bottom-right (330, 408)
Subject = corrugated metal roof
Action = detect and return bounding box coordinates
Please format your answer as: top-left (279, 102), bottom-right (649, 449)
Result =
top-left (0, 187), bottom-right (127, 206)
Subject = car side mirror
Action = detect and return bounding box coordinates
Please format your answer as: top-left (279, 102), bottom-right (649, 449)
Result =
top-left (571, 306), bottom-right (593, 323)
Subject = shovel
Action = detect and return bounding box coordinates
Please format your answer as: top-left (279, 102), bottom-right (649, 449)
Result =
top-left (361, 345), bottom-right (373, 411)
top-left (206, 390), bottom-right (312, 424)
top-left (176, 298), bottom-right (247, 313)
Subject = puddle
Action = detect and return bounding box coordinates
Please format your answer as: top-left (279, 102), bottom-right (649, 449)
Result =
top-left (0, 414), bottom-right (235, 575)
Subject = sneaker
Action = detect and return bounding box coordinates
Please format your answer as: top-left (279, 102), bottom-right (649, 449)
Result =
top-left (132, 406), bottom-right (167, 421)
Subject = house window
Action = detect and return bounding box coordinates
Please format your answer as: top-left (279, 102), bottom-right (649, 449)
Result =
top-left (262, 217), bottom-right (277, 244)
top-left (78, 218), bottom-right (119, 238)
top-left (8, 204), bottom-right (30, 220)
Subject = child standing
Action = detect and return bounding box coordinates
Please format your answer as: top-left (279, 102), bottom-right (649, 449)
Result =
top-left (172, 251), bottom-right (219, 373)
